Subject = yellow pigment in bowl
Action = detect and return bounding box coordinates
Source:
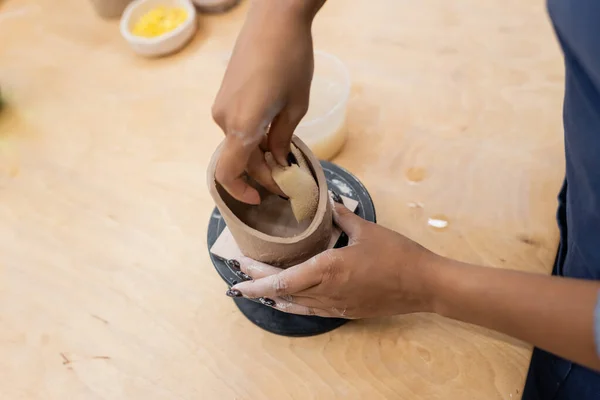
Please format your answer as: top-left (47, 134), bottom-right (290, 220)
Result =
top-left (132, 7), bottom-right (188, 38)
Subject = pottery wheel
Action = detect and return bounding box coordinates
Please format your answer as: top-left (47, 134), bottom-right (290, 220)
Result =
top-left (206, 161), bottom-right (377, 337)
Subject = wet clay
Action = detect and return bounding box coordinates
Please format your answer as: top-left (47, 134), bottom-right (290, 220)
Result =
top-left (210, 194), bottom-right (359, 263)
top-left (207, 136), bottom-right (333, 268)
top-left (216, 177), bottom-right (312, 238)
top-left (216, 143), bottom-right (317, 237)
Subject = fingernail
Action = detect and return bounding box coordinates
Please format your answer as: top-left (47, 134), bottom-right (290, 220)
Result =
top-left (287, 152), bottom-right (298, 166)
top-left (237, 271), bottom-right (252, 281)
top-left (225, 259), bottom-right (252, 281)
top-left (330, 190), bottom-right (343, 204)
top-left (225, 259), bottom-right (240, 270)
top-left (226, 289), bottom-right (243, 298)
top-left (259, 297), bottom-right (276, 306)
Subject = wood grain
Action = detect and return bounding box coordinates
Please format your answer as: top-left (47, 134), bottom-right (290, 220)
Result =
top-left (0, 0), bottom-right (564, 398)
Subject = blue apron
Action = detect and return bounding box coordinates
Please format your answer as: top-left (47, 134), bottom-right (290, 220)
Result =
top-left (522, 0), bottom-right (600, 398)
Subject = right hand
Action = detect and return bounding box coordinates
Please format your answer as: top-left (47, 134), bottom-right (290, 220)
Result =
top-left (211, 1), bottom-right (321, 204)
top-left (230, 201), bottom-right (442, 318)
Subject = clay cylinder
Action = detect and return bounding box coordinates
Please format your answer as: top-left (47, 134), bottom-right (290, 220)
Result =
top-left (207, 136), bottom-right (333, 268)
top-left (88, 0), bottom-right (134, 19)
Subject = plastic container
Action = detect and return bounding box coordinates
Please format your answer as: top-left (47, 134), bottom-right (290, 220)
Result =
top-left (192, 0), bottom-right (240, 13)
top-left (120, 0), bottom-right (197, 57)
top-left (89, 0), bottom-right (134, 19)
top-left (295, 50), bottom-right (351, 161)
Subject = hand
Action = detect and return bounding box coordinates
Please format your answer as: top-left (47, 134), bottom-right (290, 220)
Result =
top-left (228, 201), bottom-right (444, 319)
top-left (212, 1), bottom-right (321, 204)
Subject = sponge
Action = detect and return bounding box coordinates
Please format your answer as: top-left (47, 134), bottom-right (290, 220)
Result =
top-left (265, 145), bottom-right (319, 223)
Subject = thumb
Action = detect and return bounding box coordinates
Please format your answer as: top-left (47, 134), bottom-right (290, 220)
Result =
top-left (268, 107), bottom-right (306, 166)
top-left (215, 136), bottom-right (261, 205)
top-left (332, 201), bottom-right (365, 239)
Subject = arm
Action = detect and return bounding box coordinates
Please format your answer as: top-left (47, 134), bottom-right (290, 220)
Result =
top-left (433, 259), bottom-right (600, 371)
top-left (279, 0), bottom-right (327, 19)
top-left (230, 202), bottom-right (600, 372)
top-left (211, 0), bottom-right (325, 204)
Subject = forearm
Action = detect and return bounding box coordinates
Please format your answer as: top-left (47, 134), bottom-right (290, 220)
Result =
top-left (430, 259), bottom-right (600, 371)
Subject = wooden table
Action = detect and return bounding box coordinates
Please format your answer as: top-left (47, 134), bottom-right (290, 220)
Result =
top-left (0, 0), bottom-right (566, 398)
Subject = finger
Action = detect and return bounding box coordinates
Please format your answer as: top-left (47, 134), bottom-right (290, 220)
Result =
top-left (214, 89), bottom-right (279, 204)
top-left (289, 299), bottom-right (352, 319)
top-left (232, 252), bottom-right (332, 298)
top-left (237, 256), bottom-right (283, 279)
top-left (244, 292), bottom-right (337, 317)
top-left (286, 294), bottom-right (335, 311)
top-left (215, 135), bottom-right (261, 205)
top-left (234, 295), bottom-right (334, 318)
top-left (267, 295), bottom-right (333, 317)
top-left (246, 148), bottom-right (286, 197)
top-left (259, 132), bottom-right (270, 152)
top-left (332, 201), bottom-right (365, 239)
top-left (268, 106), bottom-right (307, 166)
top-left (272, 300), bottom-right (332, 317)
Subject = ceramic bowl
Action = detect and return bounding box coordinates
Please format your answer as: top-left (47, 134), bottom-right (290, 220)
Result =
top-left (120, 0), bottom-right (197, 57)
top-left (191, 0), bottom-right (240, 13)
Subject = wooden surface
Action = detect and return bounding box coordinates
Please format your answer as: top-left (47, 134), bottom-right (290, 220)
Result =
top-left (0, 0), bottom-right (566, 399)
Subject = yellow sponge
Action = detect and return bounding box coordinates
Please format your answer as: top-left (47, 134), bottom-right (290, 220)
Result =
top-left (265, 146), bottom-right (319, 223)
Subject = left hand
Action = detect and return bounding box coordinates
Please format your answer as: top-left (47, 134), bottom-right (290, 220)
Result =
top-left (228, 202), bottom-right (445, 319)
top-left (211, 1), bottom-right (316, 205)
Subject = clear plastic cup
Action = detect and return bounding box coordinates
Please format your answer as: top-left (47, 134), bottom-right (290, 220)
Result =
top-left (295, 50), bottom-right (351, 161)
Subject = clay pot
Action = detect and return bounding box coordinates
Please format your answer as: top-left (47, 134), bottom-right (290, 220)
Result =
top-left (88, 0), bottom-right (134, 19)
top-left (207, 136), bottom-right (333, 268)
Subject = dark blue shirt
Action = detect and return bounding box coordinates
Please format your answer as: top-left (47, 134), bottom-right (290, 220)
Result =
top-left (522, 0), bottom-right (600, 398)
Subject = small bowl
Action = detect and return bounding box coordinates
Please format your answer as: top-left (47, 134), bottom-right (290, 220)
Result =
top-left (120, 0), bottom-right (197, 57)
top-left (191, 0), bottom-right (240, 13)
top-left (295, 50), bottom-right (351, 160)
